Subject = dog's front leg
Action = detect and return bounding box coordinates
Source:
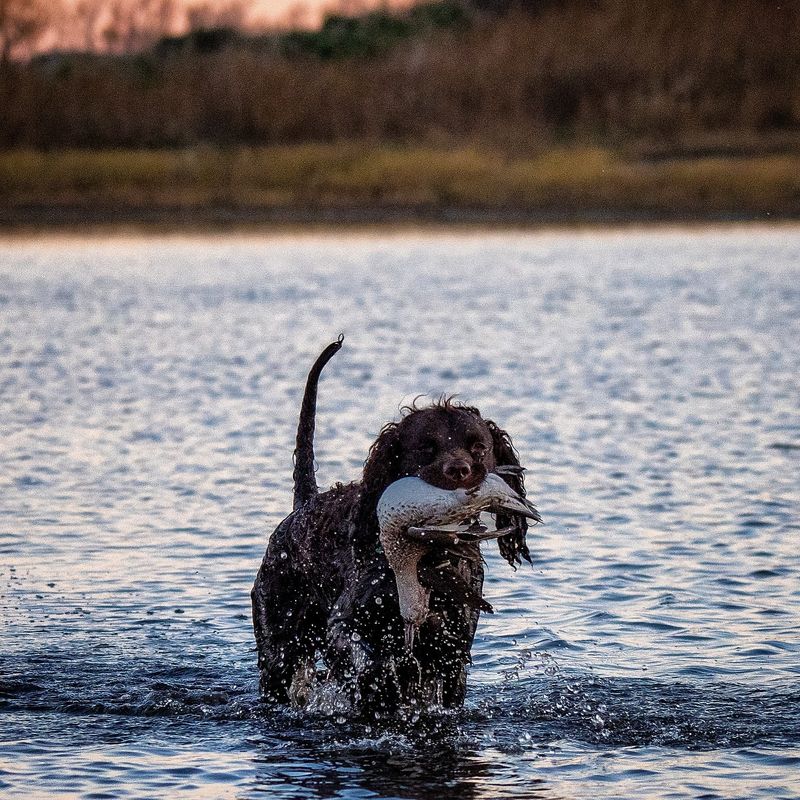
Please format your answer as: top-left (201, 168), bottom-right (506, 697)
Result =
top-left (324, 564), bottom-right (411, 716)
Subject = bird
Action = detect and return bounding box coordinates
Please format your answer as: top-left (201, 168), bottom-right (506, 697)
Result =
top-left (377, 472), bottom-right (542, 649)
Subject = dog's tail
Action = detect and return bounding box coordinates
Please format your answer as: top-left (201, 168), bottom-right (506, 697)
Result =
top-left (292, 335), bottom-right (344, 511)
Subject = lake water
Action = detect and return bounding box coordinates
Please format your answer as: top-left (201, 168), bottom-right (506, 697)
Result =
top-left (1, 226), bottom-right (799, 799)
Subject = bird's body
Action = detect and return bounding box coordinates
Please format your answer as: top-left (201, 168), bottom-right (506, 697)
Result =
top-left (377, 473), bottom-right (541, 646)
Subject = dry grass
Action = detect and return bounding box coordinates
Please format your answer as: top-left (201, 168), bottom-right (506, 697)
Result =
top-left (2, 0), bottom-right (799, 151)
top-left (2, 144), bottom-right (799, 219)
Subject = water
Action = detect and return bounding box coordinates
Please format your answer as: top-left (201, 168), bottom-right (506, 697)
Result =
top-left (1, 226), bottom-right (799, 799)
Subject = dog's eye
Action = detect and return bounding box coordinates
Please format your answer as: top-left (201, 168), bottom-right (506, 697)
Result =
top-left (471, 441), bottom-right (488, 458)
top-left (418, 440), bottom-right (437, 462)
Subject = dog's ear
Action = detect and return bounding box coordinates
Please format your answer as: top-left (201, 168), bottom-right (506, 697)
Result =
top-left (355, 422), bottom-right (403, 549)
top-left (485, 419), bottom-right (532, 568)
top-left (362, 422), bottom-right (402, 499)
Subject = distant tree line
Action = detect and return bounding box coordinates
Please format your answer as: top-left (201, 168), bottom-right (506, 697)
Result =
top-left (1, 0), bottom-right (799, 151)
top-left (0, 0), bottom-right (252, 60)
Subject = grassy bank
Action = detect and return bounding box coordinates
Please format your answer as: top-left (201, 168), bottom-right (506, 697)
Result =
top-left (2, 144), bottom-right (799, 226)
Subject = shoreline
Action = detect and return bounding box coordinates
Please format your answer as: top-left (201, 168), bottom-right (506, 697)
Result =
top-left (0, 202), bottom-right (791, 235)
top-left (3, 144), bottom-right (798, 235)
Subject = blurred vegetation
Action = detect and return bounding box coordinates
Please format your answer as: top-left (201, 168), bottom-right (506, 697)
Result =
top-left (1, 0), bottom-right (799, 220)
top-left (1, 0), bottom-right (798, 151)
top-left (280, 2), bottom-right (470, 59)
top-left (2, 145), bottom-right (799, 219)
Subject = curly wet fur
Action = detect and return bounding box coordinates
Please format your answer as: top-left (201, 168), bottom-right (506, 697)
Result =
top-left (251, 346), bottom-right (529, 714)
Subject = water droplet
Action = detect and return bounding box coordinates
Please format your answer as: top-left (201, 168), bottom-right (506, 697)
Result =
top-left (280, 551), bottom-right (288, 560)
top-left (375, 597), bottom-right (383, 605)
top-left (350, 631), bottom-right (361, 642)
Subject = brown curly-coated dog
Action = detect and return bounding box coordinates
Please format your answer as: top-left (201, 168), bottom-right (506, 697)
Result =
top-left (251, 338), bottom-right (530, 715)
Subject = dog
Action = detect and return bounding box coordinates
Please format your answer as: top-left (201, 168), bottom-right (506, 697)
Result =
top-left (251, 337), bottom-right (531, 715)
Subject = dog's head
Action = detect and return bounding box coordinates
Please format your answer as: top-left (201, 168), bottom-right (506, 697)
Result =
top-left (391, 401), bottom-right (495, 491)
top-left (359, 398), bottom-right (531, 566)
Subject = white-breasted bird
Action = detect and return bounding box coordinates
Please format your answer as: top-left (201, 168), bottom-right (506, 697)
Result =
top-left (377, 472), bottom-right (542, 648)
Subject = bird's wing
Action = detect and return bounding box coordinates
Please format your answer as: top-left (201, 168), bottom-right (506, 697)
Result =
top-left (418, 560), bottom-right (494, 613)
top-left (406, 521), bottom-right (526, 543)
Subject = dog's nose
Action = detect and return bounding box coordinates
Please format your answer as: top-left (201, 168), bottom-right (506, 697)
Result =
top-left (443, 460), bottom-right (472, 482)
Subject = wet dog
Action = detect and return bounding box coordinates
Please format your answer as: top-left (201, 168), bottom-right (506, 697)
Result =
top-left (251, 338), bottom-right (531, 714)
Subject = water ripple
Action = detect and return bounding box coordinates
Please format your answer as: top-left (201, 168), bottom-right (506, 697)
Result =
top-left (2, 227), bottom-right (800, 798)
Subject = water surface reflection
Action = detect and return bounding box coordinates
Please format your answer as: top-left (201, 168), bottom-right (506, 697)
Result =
top-left (1, 226), bottom-right (799, 798)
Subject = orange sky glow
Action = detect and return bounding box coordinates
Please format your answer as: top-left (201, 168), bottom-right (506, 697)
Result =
top-left (235, 0), bottom-right (415, 28)
top-left (32, 0), bottom-right (416, 56)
